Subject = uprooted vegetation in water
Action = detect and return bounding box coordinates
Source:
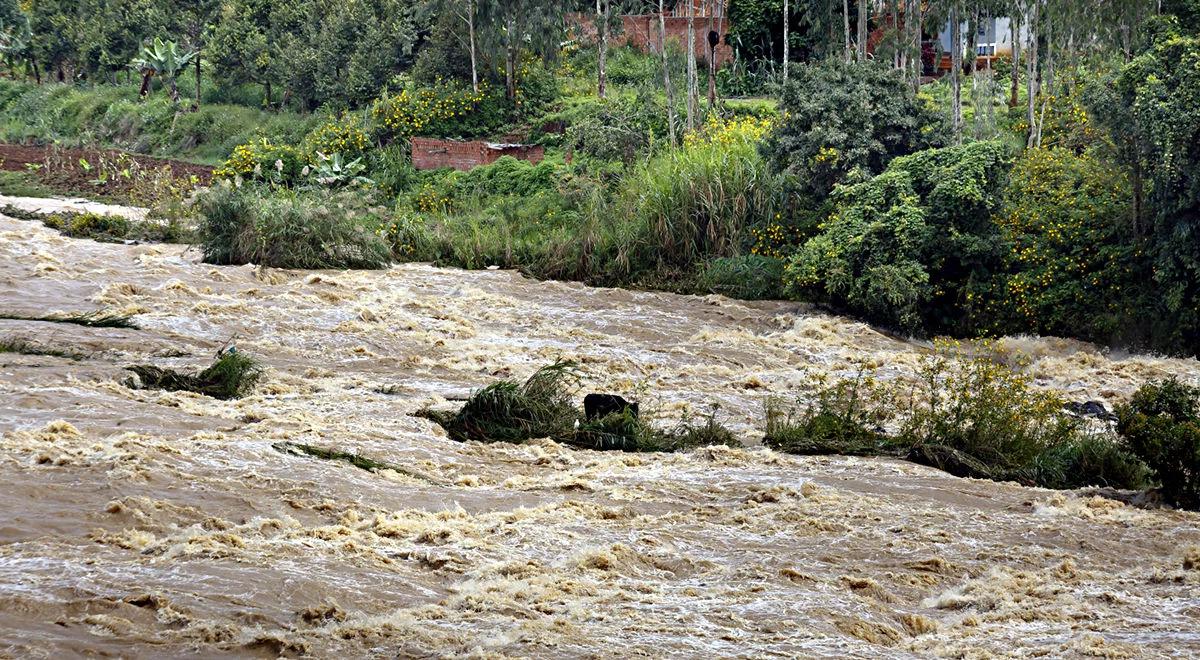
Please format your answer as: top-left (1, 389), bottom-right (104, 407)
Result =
top-left (0, 310), bottom-right (139, 329)
top-left (0, 336), bottom-right (85, 361)
top-left (126, 350), bottom-right (263, 400)
top-left (1, 204), bottom-right (192, 244)
top-left (417, 361), bottom-right (741, 452)
top-left (765, 343), bottom-right (1153, 494)
top-left (271, 441), bottom-right (437, 484)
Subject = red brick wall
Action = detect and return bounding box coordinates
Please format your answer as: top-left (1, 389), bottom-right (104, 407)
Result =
top-left (570, 13), bottom-right (734, 66)
top-left (411, 138), bottom-right (545, 172)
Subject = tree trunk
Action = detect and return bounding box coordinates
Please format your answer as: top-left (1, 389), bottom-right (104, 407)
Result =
top-left (265, 80), bottom-right (272, 109)
top-left (686, 2), bottom-right (698, 130)
top-left (468, 0), bottom-right (478, 93)
top-left (505, 14), bottom-right (517, 101)
top-left (597, 0), bottom-right (608, 99)
top-left (782, 0), bottom-right (789, 81)
top-left (1010, 12), bottom-right (1021, 107)
top-left (169, 76), bottom-right (179, 103)
top-left (951, 3), bottom-right (962, 144)
top-left (856, 0), bottom-right (867, 61)
top-left (912, 0), bottom-right (923, 90)
top-left (659, 0), bottom-right (677, 146)
top-left (707, 0), bottom-right (717, 108)
top-left (195, 54), bottom-right (202, 109)
top-left (139, 71), bottom-right (152, 97)
top-left (1026, 0), bottom-right (1039, 148)
top-left (1043, 10), bottom-right (1053, 95)
top-left (843, 0), bottom-right (852, 61)
top-left (891, 0), bottom-right (900, 69)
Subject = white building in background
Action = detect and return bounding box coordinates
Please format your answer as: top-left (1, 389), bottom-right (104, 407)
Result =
top-left (939, 16), bottom-right (1029, 60)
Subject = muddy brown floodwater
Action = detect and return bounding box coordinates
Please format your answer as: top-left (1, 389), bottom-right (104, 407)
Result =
top-left (2, 210), bottom-right (1200, 658)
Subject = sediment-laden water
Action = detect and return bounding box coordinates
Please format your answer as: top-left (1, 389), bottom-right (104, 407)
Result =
top-left (2, 210), bottom-right (1199, 658)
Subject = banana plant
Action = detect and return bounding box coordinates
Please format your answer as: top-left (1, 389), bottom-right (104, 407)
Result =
top-left (131, 37), bottom-right (197, 103)
top-left (0, 17), bottom-right (32, 80)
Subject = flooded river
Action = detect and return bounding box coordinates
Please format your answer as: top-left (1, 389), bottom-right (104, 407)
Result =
top-left (2, 211), bottom-right (1199, 657)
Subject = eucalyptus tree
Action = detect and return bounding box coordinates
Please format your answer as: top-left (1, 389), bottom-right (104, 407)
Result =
top-left (477, 0), bottom-right (568, 101)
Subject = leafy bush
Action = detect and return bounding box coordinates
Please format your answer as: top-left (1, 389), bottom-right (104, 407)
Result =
top-left (784, 141), bottom-right (1012, 334)
top-left (303, 115), bottom-right (372, 161)
top-left (1117, 378), bottom-right (1200, 509)
top-left (1032, 433), bottom-right (1151, 491)
top-left (419, 361), bottom-right (741, 452)
top-left (371, 79), bottom-right (505, 141)
top-left (196, 184), bottom-right (391, 269)
top-left (558, 93), bottom-right (668, 164)
top-left (128, 350), bottom-right (263, 400)
top-left (764, 59), bottom-right (945, 202)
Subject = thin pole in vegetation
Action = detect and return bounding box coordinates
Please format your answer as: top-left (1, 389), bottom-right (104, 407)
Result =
top-left (707, 0), bottom-right (717, 109)
top-left (783, 0), bottom-right (790, 82)
top-left (597, 0), bottom-right (608, 99)
top-left (659, 0), bottom-right (678, 146)
top-left (686, 0), bottom-right (699, 130)
top-left (1026, 0), bottom-right (1039, 148)
top-left (951, 2), bottom-right (963, 144)
top-left (467, 0), bottom-right (479, 93)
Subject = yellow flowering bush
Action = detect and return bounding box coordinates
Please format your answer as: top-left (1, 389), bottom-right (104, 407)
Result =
top-left (213, 138), bottom-right (305, 184)
top-left (303, 116), bottom-right (370, 160)
top-left (371, 79), bottom-right (489, 140)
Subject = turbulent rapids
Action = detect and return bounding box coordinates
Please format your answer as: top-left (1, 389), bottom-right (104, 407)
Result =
top-left (2, 208), bottom-right (1200, 658)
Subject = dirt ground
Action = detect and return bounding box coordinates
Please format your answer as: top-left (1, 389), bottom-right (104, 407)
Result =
top-left (0, 142), bottom-right (212, 198)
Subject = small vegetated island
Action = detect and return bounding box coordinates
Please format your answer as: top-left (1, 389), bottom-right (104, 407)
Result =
top-left (1, 0), bottom-right (1199, 657)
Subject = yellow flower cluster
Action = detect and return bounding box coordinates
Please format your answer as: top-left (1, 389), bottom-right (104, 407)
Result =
top-left (749, 214), bottom-right (803, 259)
top-left (304, 117), bottom-right (370, 158)
top-left (414, 183), bottom-right (453, 214)
top-left (372, 81), bottom-right (485, 138)
top-left (213, 138), bottom-right (299, 180)
top-left (683, 115), bottom-right (776, 149)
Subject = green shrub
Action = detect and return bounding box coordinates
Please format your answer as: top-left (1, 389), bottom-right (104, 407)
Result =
top-left (420, 361), bottom-right (741, 452)
top-left (1032, 433), bottom-right (1151, 491)
top-left (784, 141), bottom-right (1012, 334)
top-left (1117, 378), bottom-right (1200, 509)
top-left (979, 147), bottom-right (1148, 345)
top-left (764, 59), bottom-right (945, 202)
top-left (558, 93), bottom-right (668, 163)
top-left (196, 184), bottom-right (391, 269)
top-left (212, 138), bottom-right (306, 184)
top-left (619, 115), bottom-right (779, 273)
top-left (697, 255), bottom-right (784, 300)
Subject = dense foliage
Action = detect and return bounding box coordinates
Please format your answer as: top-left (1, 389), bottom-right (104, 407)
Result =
top-left (785, 141), bottom-right (1011, 334)
top-left (764, 60), bottom-right (945, 202)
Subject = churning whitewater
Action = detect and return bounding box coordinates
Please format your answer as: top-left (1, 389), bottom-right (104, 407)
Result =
top-left (2, 211), bottom-right (1199, 658)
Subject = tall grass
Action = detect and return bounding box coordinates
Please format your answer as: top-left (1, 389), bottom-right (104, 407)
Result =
top-left (618, 116), bottom-right (779, 272)
top-left (196, 184), bottom-right (391, 269)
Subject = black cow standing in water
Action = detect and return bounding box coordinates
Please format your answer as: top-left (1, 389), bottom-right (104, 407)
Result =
top-left (584, 393), bottom-right (639, 420)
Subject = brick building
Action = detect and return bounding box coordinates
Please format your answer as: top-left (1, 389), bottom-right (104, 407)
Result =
top-left (570, 0), bottom-right (733, 66)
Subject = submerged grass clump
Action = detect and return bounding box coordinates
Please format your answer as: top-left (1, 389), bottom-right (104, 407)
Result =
top-left (418, 361), bottom-right (742, 452)
top-left (127, 350), bottom-right (262, 400)
top-left (272, 441), bottom-right (436, 483)
top-left (1, 204), bottom-right (191, 244)
top-left (0, 310), bottom-right (139, 329)
top-left (0, 336), bottom-right (85, 360)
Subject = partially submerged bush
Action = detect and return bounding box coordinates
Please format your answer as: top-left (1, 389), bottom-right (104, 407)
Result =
top-left (128, 350), bottom-right (263, 400)
top-left (1032, 432), bottom-right (1151, 491)
top-left (419, 362), bottom-right (741, 452)
top-left (698, 255), bottom-right (784, 300)
top-left (1117, 378), bottom-right (1200, 509)
top-left (764, 366), bottom-right (897, 456)
top-left (764, 343), bottom-right (1150, 492)
top-left (0, 311), bottom-right (138, 329)
top-left (897, 343), bottom-right (1078, 483)
top-left (196, 184), bottom-right (391, 269)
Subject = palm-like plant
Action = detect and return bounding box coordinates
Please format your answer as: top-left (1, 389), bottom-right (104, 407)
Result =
top-left (131, 37), bottom-right (197, 102)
